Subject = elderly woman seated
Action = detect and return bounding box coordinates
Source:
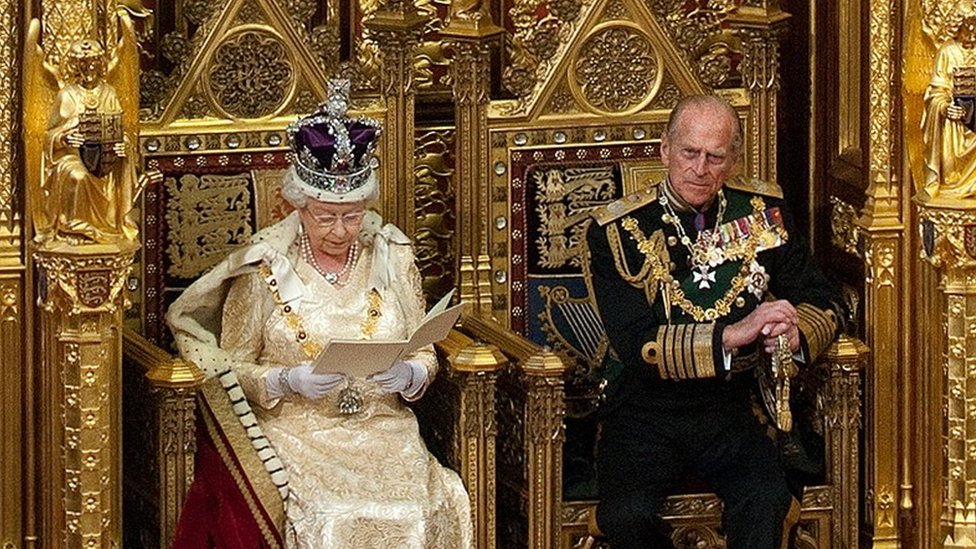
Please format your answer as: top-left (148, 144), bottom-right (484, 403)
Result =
top-left (166, 80), bottom-right (473, 548)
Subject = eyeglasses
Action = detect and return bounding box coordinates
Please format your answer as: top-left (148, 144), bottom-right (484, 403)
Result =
top-left (305, 210), bottom-right (367, 230)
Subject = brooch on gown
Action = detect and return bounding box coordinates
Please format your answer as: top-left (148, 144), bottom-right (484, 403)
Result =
top-left (338, 385), bottom-right (363, 414)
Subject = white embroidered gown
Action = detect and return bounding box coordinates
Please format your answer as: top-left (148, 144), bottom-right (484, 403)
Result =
top-left (220, 240), bottom-right (473, 549)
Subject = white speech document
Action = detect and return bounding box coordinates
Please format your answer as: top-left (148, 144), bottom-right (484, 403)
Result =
top-left (312, 290), bottom-right (463, 378)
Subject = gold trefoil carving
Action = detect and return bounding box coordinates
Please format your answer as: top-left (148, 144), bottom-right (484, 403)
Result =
top-left (573, 26), bottom-right (660, 113)
top-left (0, 281), bottom-right (18, 320)
top-left (865, 239), bottom-right (896, 288)
top-left (208, 30), bottom-right (294, 119)
top-left (532, 165), bottom-right (616, 268)
top-left (164, 173), bottom-right (253, 279)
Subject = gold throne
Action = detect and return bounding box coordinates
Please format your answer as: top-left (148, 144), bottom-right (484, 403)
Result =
top-left (446, 0), bottom-right (870, 546)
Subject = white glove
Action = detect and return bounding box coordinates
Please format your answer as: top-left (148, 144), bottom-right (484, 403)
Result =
top-left (369, 360), bottom-right (428, 399)
top-left (266, 364), bottom-right (345, 400)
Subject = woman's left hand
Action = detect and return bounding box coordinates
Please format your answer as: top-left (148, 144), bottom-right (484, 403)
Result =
top-left (369, 360), bottom-right (427, 397)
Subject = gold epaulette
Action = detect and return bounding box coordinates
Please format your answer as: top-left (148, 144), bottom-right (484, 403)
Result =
top-left (724, 175), bottom-right (784, 199)
top-left (591, 183), bottom-right (661, 226)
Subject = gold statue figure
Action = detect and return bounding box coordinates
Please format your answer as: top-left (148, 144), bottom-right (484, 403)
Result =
top-left (24, 15), bottom-right (158, 246)
top-left (917, 3), bottom-right (976, 200)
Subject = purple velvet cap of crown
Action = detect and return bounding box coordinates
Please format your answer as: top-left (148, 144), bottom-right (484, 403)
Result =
top-left (295, 121), bottom-right (379, 172)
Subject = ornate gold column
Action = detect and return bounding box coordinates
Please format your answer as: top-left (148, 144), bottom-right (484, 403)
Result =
top-left (442, 10), bottom-right (502, 311)
top-left (857, 0), bottom-right (905, 545)
top-left (364, 2), bottom-right (427, 234)
top-left (123, 329), bottom-right (204, 549)
top-left (729, 2), bottom-right (788, 183)
top-left (522, 350), bottom-right (567, 549)
top-left (823, 335), bottom-right (869, 547)
top-left (917, 202), bottom-right (976, 547)
top-left (451, 340), bottom-right (506, 549)
top-left (0, 0), bottom-right (24, 547)
top-left (34, 242), bottom-right (137, 549)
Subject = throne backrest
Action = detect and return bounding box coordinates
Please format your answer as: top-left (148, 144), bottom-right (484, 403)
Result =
top-left (533, 159), bottom-right (668, 387)
top-left (134, 144), bottom-right (294, 346)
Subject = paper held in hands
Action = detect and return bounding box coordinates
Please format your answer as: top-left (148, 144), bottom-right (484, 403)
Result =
top-left (312, 290), bottom-right (463, 378)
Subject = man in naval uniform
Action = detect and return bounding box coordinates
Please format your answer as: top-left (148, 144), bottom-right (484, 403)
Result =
top-left (586, 95), bottom-right (839, 548)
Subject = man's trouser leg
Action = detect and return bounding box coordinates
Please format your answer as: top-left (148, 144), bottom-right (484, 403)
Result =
top-left (693, 404), bottom-right (795, 549)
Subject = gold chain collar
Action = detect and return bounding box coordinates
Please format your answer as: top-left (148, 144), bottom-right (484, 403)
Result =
top-left (620, 213), bottom-right (759, 323)
top-left (258, 261), bottom-right (384, 359)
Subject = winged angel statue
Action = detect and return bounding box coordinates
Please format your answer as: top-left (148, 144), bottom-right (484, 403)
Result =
top-left (24, 12), bottom-right (159, 246)
top-left (905, 0), bottom-right (976, 200)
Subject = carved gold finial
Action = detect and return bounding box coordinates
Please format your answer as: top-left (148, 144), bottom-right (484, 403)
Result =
top-left (453, 341), bottom-right (508, 372)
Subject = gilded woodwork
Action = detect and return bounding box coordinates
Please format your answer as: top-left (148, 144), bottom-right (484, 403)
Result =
top-left (0, 0), bottom-right (19, 264)
top-left (444, 16), bottom-right (500, 312)
top-left (738, 25), bottom-right (783, 183)
top-left (149, 0), bottom-right (331, 126)
top-left (822, 334), bottom-right (869, 547)
top-left (8, 2), bottom-right (889, 549)
top-left (828, 196), bottom-right (862, 258)
top-left (856, 0), bottom-right (903, 546)
top-left (0, 276), bottom-right (24, 549)
top-left (484, 0), bottom-right (778, 329)
top-left (34, 244), bottom-right (137, 549)
top-left (859, 227), bottom-right (903, 544)
top-left (445, 336), bottom-right (507, 549)
top-left (414, 128), bottom-right (458, 300)
top-left (143, 0), bottom-right (340, 120)
top-left (569, 23), bottom-right (663, 115)
top-left (0, 0), bottom-right (23, 546)
top-left (206, 29), bottom-right (295, 119)
top-left (501, 0), bottom-right (741, 117)
top-left (460, 314), bottom-right (568, 549)
top-left (40, 0), bottom-right (95, 68)
top-left (365, 7), bottom-right (427, 232)
top-left (916, 202), bottom-right (976, 546)
top-left (122, 328), bottom-right (204, 548)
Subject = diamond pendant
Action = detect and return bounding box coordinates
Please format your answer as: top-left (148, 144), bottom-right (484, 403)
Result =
top-left (324, 272), bottom-right (339, 284)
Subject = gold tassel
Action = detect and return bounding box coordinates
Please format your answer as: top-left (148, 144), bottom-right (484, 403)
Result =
top-left (772, 334), bottom-right (797, 431)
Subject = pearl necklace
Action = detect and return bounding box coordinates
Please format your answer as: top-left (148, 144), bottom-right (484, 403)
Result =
top-left (300, 227), bottom-right (359, 286)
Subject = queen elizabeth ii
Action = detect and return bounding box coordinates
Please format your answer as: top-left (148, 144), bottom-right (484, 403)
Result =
top-left (166, 80), bottom-right (473, 548)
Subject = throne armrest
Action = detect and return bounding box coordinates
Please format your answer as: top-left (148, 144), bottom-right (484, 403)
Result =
top-left (409, 324), bottom-right (506, 549)
top-left (818, 333), bottom-right (869, 547)
top-left (122, 328), bottom-right (205, 549)
top-left (458, 313), bottom-right (569, 549)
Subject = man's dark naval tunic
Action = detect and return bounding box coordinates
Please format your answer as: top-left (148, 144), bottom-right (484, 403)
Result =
top-left (585, 176), bottom-right (839, 548)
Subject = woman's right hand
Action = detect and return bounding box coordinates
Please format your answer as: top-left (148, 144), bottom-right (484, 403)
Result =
top-left (267, 364), bottom-right (345, 400)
